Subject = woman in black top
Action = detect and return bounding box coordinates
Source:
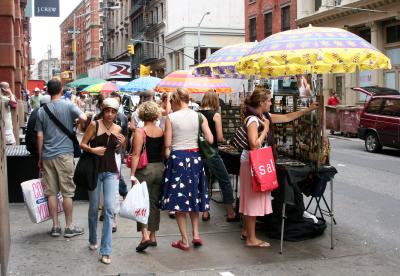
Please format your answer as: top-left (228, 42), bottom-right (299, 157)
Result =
top-left (199, 91), bottom-right (236, 222)
top-left (130, 101), bottom-right (164, 252)
top-left (80, 98), bottom-right (126, 265)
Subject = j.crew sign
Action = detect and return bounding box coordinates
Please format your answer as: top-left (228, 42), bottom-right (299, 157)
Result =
top-left (34, 0), bottom-right (59, 17)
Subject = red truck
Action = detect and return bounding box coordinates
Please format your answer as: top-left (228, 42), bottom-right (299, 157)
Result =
top-left (27, 79), bottom-right (46, 95)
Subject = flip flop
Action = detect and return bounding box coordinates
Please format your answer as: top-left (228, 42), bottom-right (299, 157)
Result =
top-left (171, 240), bottom-right (189, 251)
top-left (192, 238), bottom-right (203, 247)
top-left (246, 241), bottom-right (271, 248)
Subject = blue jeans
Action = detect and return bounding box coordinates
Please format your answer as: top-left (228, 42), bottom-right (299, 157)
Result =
top-left (204, 153), bottom-right (234, 204)
top-left (88, 172), bottom-right (118, 255)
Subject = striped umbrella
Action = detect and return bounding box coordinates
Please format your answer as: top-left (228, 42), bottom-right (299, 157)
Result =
top-left (82, 82), bottom-right (119, 95)
top-left (155, 70), bottom-right (232, 93)
top-left (120, 76), bottom-right (162, 92)
top-left (194, 42), bottom-right (257, 79)
top-left (235, 25), bottom-right (391, 79)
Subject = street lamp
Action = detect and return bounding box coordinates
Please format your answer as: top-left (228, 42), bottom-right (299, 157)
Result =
top-left (197, 11), bottom-right (210, 65)
top-left (72, 5), bottom-right (120, 80)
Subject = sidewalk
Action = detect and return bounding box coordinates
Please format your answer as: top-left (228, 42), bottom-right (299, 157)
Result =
top-left (6, 166), bottom-right (400, 275)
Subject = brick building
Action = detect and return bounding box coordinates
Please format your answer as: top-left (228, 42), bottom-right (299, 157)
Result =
top-left (60, 0), bottom-right (103, 85)
top-left (0, 0), bottom-right (31, 99)
top-left (245, 0), bottom-right (297, 42)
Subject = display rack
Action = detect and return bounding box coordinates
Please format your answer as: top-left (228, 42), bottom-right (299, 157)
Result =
top-left (272, 93), bottom-right (324, 166)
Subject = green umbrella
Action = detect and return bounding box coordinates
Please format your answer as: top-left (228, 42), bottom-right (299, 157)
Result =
top-left (66, 77), bottom-right (106, 88)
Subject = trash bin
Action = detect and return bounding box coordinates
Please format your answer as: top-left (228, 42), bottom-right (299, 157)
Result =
top-left (336, 105), bottom-right (364, 136)
top-left (325, 105), bottom-right (340, 134)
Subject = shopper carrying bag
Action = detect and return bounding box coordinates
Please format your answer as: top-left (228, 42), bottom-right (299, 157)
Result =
top-left (119, 181), bottom-right (149, 224)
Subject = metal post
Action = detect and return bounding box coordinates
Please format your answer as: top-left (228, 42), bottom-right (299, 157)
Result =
top-left (73, 13), bottom-right (77, 80)
top-left (330, 178), bottom-right (334, 249)
top-left (197, 12), bottom-right (210, 65)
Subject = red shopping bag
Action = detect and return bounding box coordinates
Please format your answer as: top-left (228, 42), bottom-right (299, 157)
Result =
top-left (249, 146), bottom-right (278, 192)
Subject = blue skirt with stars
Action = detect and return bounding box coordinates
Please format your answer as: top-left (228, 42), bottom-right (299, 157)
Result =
top-left (160, 150), bottom-right (210, 212)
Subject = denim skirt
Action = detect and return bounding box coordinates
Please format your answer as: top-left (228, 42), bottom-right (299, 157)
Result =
top-left (160, 150), bottom-right (209, 212)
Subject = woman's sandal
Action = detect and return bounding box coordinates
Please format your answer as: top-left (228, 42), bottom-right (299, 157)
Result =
top-left (89, 244), bottom-right (98, 251)
top-left (201, 212), bottom-right (210, 222)
top-left (192, 238), bottom-right (203, 247)
top-left (100, 255), bottom-right (111, 264)
top-left (240, 234), bottom-right (247, 241)
top-left (245, 241), bottom-right (271, 248)
top-left (171, 240), bottom-right (189, 251)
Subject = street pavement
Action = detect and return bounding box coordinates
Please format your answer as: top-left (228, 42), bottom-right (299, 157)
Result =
top-left (6, 137), bottom-right (400, 276)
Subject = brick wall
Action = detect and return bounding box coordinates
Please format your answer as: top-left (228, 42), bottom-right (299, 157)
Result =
top-left (244, 0), bottom-right (297, 42)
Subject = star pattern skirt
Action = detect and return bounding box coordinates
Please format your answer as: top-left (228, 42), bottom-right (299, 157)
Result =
top-left (160, 150), bottom-right (210, 212)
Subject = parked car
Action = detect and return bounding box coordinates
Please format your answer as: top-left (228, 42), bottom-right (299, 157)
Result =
top-left (353, 86), bottom-right (400, 152)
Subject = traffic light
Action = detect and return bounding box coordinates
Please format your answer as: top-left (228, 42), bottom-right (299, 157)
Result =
top-left (127, 44), bottom-right (134, 55)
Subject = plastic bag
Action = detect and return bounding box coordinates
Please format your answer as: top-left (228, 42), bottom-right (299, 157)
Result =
top-left (119, 181), bottom-right (149, 224)
top-left (20, 179), bottom-right (64, 223)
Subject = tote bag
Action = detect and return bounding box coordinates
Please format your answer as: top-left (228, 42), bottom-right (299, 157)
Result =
top-left (249, 146), bottom-right (278, 192)
top-left (20, 179), bottom-right (64, 223)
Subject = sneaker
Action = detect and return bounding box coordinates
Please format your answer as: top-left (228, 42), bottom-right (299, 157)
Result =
top-left (64, 226), bottom-right (84, 238)
top-left (49, 227), bottom-right (61, 237)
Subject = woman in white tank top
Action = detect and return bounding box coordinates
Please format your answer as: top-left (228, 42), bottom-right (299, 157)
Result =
top-left (160, 88), bottom-right (214, 251)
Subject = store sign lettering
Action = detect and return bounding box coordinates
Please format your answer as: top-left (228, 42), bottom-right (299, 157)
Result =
top-left (34, 0), bottom-right (60, 17)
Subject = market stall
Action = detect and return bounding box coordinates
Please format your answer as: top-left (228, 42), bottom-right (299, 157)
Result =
top-left (195, 25), bottom-right (391, 253)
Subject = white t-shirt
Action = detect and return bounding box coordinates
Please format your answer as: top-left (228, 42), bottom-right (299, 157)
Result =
top-left (169, 108), bottom-right (199, 150)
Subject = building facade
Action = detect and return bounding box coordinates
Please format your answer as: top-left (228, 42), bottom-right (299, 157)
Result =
top-left (297, 0), bottom-right (400, 105)
top-left (0, 0), bottom-right (31, 99)
top-left (164, 0), bottom-right (245, 73)
top-left (105, 0), bottom-right (131, 62)
top-left (60, 0), bottom-right (103, 85)
top-left (245, 0), bottom-right (297, 42)
top-left (37, 57), bottom-right (61, 82)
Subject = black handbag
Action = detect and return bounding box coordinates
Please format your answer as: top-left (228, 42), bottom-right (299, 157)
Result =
top-left (43, 104), bottom-right (82, 158)
top-left (73, 121), bottom-right (100, 191)
top-left (198, 113), bottom-right (217, 160)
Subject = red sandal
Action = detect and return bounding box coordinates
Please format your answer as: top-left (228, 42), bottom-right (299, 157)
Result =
top-left (171, 240), bottom-right (189, 251)
top-left (192, 238), bottom-right (203, 247)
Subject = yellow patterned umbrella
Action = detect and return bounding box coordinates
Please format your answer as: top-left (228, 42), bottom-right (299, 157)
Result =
top-left (235, 26), bottom-right (391, 79)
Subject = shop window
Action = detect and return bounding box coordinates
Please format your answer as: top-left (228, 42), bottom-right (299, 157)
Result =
top-left (249, 17), bottom-right (256, 42)
top-left (281, 6), bottom-right (290, 31)
top-left (366, 98), bottom-right (384, 114)
top-left (386, 25), bottom-right (400, 43)
top-left (386, 48), bottom-right (400, 65)
top-left (264, 12), bottom-right (272, 38)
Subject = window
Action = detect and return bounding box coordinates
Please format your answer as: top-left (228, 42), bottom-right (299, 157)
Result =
top-left (359, 28), bottom-right (371, 43)
top-left (381, 99), bottom-right (400, 116)
top-left (264, 12), bottom-right (272, 38)
top-left (155, 7), bottom-right (158, 23)
top-left (249, 17), bottom-right (256, 42)
top-left (386, 48), bottom-right (400, 65)
top-left (366, 98), bottom-right (384, 114)
top-left (281, 6), bottom-right (290, 31)
top-left (161, 34), bottom-right (165, 56)
top-left (315, 0), bottom-right (322, 11)
top-left (161, 3), bottom-right (164, 20)
top-left (387, 25), bottom-right (400, 43)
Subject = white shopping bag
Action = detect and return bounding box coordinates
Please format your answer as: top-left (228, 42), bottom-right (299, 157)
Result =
top-left (119, 181), bottom-right (149, 224)
top-left (20, 179), bottom-right (64, 224)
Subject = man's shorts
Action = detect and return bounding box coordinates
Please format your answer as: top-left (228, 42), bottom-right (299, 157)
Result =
top-left (43, 154), bottom-right (75, 198)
